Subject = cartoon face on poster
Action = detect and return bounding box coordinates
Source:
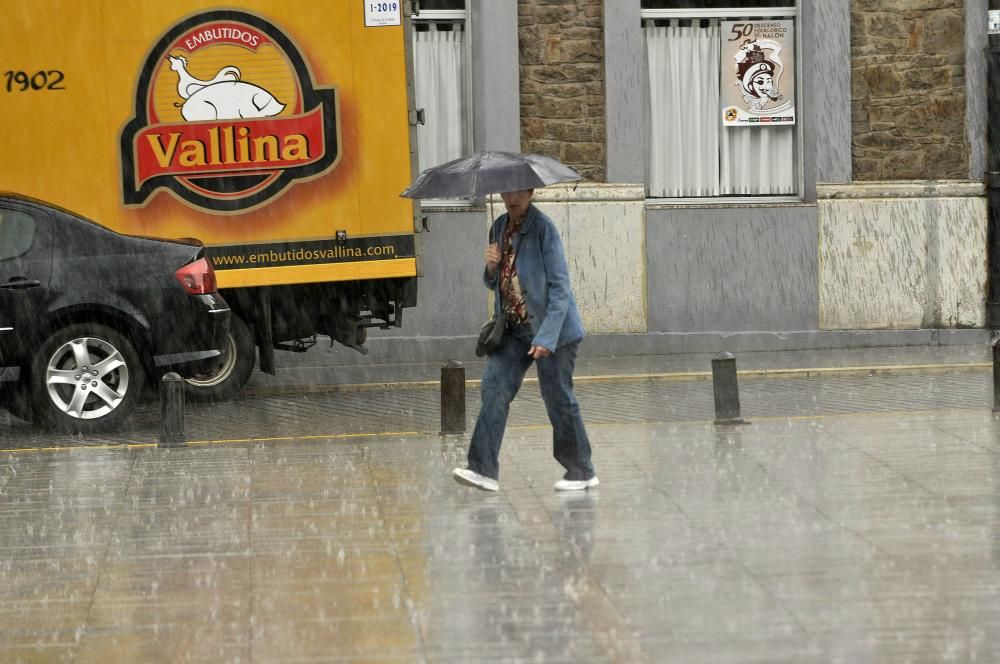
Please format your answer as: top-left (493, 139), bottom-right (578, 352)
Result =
top-left (721, 20), bottom-right (795, 126)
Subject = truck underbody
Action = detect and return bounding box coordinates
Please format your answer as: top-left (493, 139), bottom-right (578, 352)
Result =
top-left (182, 276), bottom-right (418, 400)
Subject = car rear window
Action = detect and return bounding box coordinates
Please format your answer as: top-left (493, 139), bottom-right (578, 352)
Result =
top-left (0, 209), bottom-right (35, 260)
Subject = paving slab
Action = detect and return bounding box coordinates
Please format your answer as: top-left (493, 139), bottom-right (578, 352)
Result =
top-left (0, 409), bottom-right (998, 661)
top-left (1, 347), bottom-right (1000, 661)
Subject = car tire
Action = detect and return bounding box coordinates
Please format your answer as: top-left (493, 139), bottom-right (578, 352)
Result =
top-left (183, 314), bottom-right (255, 401)
top-left (31, 323), bottom-right (146, 433)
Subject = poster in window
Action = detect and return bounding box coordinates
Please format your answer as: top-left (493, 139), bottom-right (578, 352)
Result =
top-left (720, 20), bottom-right (795, 127)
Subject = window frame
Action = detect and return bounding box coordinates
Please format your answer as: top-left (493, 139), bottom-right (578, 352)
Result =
top-left (639, 3), bottom-right (804, 204)
top-left (411, 4), bottom-right (475, 209)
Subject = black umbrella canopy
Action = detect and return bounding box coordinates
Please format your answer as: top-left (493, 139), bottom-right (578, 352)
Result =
top-left (401, 150), bottom-right (582, 199)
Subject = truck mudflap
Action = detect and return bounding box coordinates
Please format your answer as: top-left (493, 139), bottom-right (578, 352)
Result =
top-left (253, 289), bottom-right (276, 375)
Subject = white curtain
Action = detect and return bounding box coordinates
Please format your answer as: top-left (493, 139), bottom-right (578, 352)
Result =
top-left (413, 24), bottom-right (468, 173)
top-left (644, 19), bottom-right (796, 197)
top-left (720, 125), bottom-right (796, 195)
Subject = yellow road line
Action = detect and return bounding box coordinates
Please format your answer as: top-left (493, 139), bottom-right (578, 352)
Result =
top-left (243, 362), bottom-right (991, 396)
top-left (2, 430), bottom-right (424, 455)
top-left (185, 431), bottom-right (423, 446)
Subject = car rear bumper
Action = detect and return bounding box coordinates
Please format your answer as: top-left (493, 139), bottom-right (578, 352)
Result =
top-left (151, 294), bottom-right (231, 376)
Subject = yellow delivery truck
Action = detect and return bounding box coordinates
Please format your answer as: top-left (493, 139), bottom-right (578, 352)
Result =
top-left (0, 1), bottom-right (421, 399)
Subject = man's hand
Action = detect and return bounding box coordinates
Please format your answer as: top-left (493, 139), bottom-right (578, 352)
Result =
top-left (528, 345), bottom-right (552, 359)
top-left (485, 243), bottom-right (500, 275)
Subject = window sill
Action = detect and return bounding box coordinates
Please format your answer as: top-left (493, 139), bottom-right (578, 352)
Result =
top-left (418, 200), bottom-right (484, 212)
top-left (646, 196), bottom-right (813, 210)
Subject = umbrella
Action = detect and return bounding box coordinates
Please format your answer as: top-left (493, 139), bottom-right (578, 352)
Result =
top-left (400, 150), bottom-right (581, 199)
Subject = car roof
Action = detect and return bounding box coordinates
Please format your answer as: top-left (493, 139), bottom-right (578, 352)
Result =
top-left (0, 192), bottom-right (111, 229)
top-left (0, 192), bottom-right (204, 248)
top-left (1, 192), bottom-right (86, 215)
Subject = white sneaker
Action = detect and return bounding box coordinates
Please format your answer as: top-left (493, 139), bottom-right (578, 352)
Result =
top-left (452, 468), bottom-right (499, 492)
top-left (554, 476), bottom-right (600, 492)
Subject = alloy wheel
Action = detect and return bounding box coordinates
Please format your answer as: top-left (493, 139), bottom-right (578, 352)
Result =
top-left (45, 336), bottom-right (130, 419)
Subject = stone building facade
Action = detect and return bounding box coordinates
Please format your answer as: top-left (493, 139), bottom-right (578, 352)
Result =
top-left (356, 0), bottom-right (991, 368)
top-left (851, 0), bottom-right (969, 180)
top-left (516, 0), bottom-right (972, 184)
top-left (518, 0), bottom-right (606, 181)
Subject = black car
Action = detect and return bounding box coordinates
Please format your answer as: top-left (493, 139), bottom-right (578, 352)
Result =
top-left (0, 194), bottom-right (230, 433)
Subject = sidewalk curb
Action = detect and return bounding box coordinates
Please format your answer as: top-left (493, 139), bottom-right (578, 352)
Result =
top-left (242, 362), bottom-right (992, 397)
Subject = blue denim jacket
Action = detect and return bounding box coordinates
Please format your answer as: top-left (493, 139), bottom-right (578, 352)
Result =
top-left (484, 204), bottom-right (585, 351)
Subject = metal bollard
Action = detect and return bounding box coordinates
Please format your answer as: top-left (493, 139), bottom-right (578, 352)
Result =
top-left (158, 372), bottom-right (186, 447)
top-left (440, 360), bottom-right (466, 435)
top-left (993, 339), bottom-right (1000, 413)
top-left (712, 352), bottom-right (748, 425)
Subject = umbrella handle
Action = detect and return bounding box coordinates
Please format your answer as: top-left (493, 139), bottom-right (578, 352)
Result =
top-left (488, 196), bottom-right (496, 243)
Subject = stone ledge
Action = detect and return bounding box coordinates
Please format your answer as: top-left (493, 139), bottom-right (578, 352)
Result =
top-left (646, 199), bottom-right (813, 210)
top-left (817, 181), bottom-right (984, 199)
top-left (489, 182), bottom-right (646, 203)
top-left (261, 329), bottom-right (992, 370)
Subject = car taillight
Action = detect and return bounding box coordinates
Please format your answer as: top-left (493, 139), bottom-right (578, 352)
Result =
top-left (175, 257), bottom-right (217, 295)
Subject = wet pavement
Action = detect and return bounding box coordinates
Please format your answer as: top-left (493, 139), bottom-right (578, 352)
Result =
top-left (2, 346), bottom-right (1000, 661)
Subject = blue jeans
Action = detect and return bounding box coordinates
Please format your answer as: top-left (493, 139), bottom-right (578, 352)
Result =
top-left (467, 325), bottom-right (595, 482)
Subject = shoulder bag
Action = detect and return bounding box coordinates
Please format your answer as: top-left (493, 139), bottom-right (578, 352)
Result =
top-left (475, 224), bottom-right (514, 357)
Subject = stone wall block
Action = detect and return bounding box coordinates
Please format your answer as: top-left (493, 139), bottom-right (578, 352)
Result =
top-left (523, 138), bottom-right (562, 155)
top-left (906, 19), bottom-right (924, 53)
top-left (524, 63), bottom-right (602, 84)
top-left (910, 96), bottom-right (967, 132)
top-left (519, 0), bottom-right (605, 180)
top-left (524, 79), bottom-right (602, 99)
top-left (559, 26), bottom-right (603, 41)
top-left (921, 10), bottom-right (965, 53)
top-left (880, 152), bottom-right (928, 179)
top-left (818, 184), bottom-right (986, 329)
top-left (522, 117), bottom-right (545, 139)
top-left (536, 97), bottom-right (587, 118)
top-left (531, 7), bottom-right (564, 24)
top-left (857, 0), bottom-right (960, 11)
top-left (545, 121), bottom-right (602, 142)
top-left (557, 39), bottom-right (602, 63)
top-left (866, 12), bottom-right (913, 41)
top-left (544, 36), bottom-right (562, 63)
top-left (561, 143), bottom-right (604, 173)
top-left (854, 131), bottom-right (909, 150)
top-left (852, 1), bottom-right (967, 181)
top-left (924, 144), bottom-right (967, 177)
top-left (859, 65), bottom-right (903, 96)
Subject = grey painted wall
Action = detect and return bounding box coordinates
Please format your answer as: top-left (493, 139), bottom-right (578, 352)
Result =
top-left (646, 206), bottom-right (819, 332)
top-left (470, 0), bottom-right (520, 152)
top-left (379, 209), bottom-right (490, 340)
top-left (634, 3), bottom-right (846, 334)
top-left (604, 0), bottom-right (645, 184)
top-left (968, 0), bottom-right (987, 181)
top-left (813, 0), bottom-right (852, 185)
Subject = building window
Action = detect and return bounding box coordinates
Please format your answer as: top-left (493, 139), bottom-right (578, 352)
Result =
top-left (412, 0), bottom-right (470, 178)
top-left (641, 1), bottom-right (798, 198)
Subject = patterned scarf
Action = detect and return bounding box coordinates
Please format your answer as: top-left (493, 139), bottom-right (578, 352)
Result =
top-left (499, 217), bottom-right (528, 325)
